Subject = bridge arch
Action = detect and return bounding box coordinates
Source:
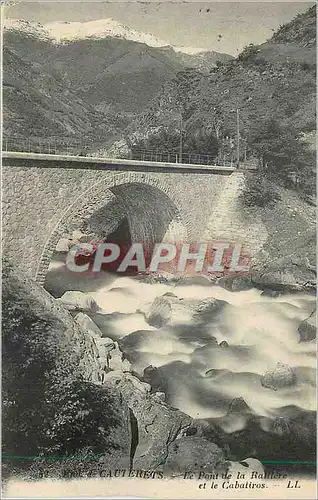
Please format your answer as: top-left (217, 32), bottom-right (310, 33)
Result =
top-left (36, 172), bottom-right (192, 284)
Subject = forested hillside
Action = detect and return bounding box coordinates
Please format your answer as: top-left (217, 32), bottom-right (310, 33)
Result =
top-left (3, 20), bottom-right (231, 146)
top-left (123, 6), bottom-right (315, 197)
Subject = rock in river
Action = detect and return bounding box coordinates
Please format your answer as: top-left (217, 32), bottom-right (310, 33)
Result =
top-left (298, 310), bottom-right (316, 342)
top-left (145, 294), bottom-right (226, 328)
top-left (261, 362), bottom-right (296, 390)
top-left (57, 290), bottom-right (99, 312)
top-left (145, 296), bottom-right (172, 328)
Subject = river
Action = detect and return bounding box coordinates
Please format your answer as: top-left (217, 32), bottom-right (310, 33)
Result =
top-left (46, 255), bottom-right (316, 427)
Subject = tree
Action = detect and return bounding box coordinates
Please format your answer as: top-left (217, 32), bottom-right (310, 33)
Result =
top-left (247, 118), bottom-right (315, 195)
top-left (172, 68), bottom-right (201, 118)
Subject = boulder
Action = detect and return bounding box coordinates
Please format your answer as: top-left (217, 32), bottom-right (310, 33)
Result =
top-left (253, 270), bottom-right (300, 291)
top-left (193, 297), bottom-right (227, 322)
top-left (267, 409), bottom-right (316, 459)
top-left (74, 312), bottom-right (104, 338)
top-left (175, 275), bottom-right (213, 287)
top-left (142, 365), bottom-right (167, 393)
top-left (288, 410), bottom-right (316, 448)
top-left (227, 397), bottom-right (251, 415)
top-left (103, 371), bottom-right (193, 470)
top-left (164, 436), bottom-right (224, 474)
top-left (260, 289), bottom-right (282, 298)
top-left (219, 341), bottom-right (229, 348)
top-left (162, 292), bottom-right (178, 298)
top-left (298, 310), bottom-right (316, 342)
top-left (107, 342), bottom-right (131, 372)
top-left (145, 296), bottom-right (172, 328)
top-left (145, 294), bottom-right (225, 328)
top-left (218, 276), bottom-right (253, 292)
top-left (261, 362), bottom-right (296, 390)
top-left (55, 238), bottom-right (71, 252)
top-left (227, 457), bottom-right (264, 476)
top-left (77, 233), bottom-right (96, 244)
top-left (57, 291), bottom-right (99, 312)
top-left (71, 229), bottom-right (87, 242)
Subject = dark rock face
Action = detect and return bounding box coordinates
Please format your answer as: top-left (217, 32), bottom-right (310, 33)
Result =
top-left (298, 310), bottom-right (316, 341)
top-left (200, 406), bottom-right (316, 465)
top-left (162, 292), bottom-right (178, 298)
top-left (2, 261), bottom-right (132, 471)
top-left (219, 340), bottom-right (229, 348)
top-left (4, 25), bottom-right (232, 141)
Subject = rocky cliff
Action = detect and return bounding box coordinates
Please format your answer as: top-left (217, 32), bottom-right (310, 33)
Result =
top-left (3, 261), bottom-right (315, 481)
top-left (2, 261), bottom-right (239, 479)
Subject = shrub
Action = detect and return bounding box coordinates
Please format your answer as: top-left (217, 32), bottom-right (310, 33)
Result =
top-left (240, 172), bottom-right (281, 208)
top-left (247, 118), bottom-right (316, 197)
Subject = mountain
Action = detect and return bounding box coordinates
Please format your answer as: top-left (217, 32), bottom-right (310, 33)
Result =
top-left (3, 18), bottom-right (232, 144)
top-left (45, 18), bottom-right (171, 47)
top-left (3, 44), bottom-right (128, 143)
top-left (271, 5), bottom-right (316, 47)
top-left (5, 17), bottom-right (232, 57)
top-left (123, 6), bottom-right (316, 159)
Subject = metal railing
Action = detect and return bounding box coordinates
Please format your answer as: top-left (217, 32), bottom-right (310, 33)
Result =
top-left (2, 137), bottom-right (92, 157)
top-left (2, 137), bottom-right (259, 169)
top-left (130, 150), bottom-right (219, 166)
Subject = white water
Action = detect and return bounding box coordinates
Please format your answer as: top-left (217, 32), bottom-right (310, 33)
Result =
top-left (46, 260), bottom-right (316, 424)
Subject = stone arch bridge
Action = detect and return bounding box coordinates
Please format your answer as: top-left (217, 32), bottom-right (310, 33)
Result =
top-left (3, 152), bottom-right (265, 284)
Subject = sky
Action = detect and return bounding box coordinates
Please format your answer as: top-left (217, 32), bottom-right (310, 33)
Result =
top-left (5, 1), bottom-right (314, 55)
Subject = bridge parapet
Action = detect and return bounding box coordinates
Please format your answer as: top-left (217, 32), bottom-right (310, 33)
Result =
top-left (2, 151), bottom-right (237, 174)
top-left (2, 137), bottom-right (258, 170)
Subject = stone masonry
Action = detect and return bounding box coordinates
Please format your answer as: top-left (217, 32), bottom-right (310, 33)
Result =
top-left (2, 154), bottom-right (266, 283)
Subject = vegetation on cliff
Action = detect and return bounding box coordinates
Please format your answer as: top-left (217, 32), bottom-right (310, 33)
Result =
top-left (2, 261), bottom-right (129, 479)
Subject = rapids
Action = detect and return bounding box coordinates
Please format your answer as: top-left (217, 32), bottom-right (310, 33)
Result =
top-left (46, 257), bottom-right (316, 426)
